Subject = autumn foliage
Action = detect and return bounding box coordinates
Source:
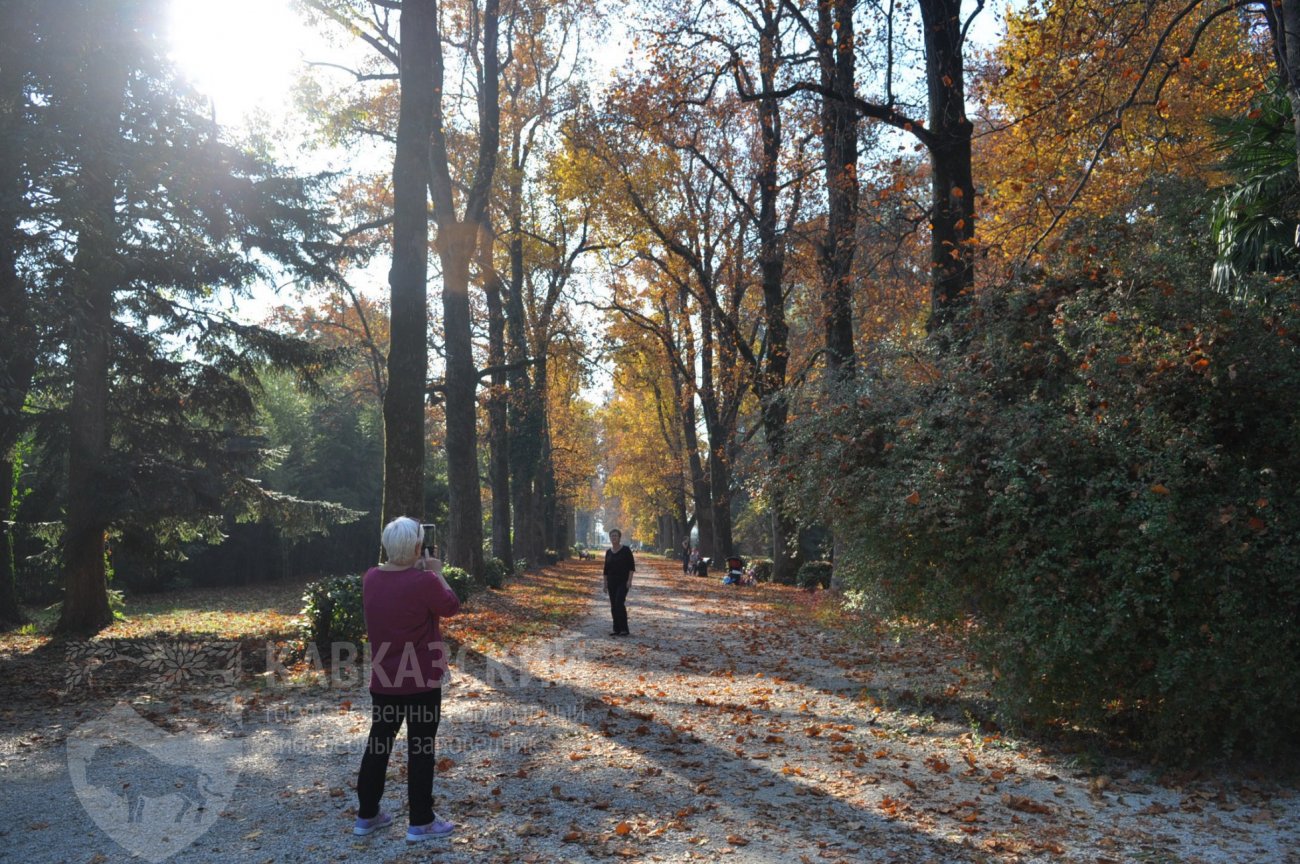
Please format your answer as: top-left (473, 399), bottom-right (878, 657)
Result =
top-left (789, 275), bottom-right (1300, 760)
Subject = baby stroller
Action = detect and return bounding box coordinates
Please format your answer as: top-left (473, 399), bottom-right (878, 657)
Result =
top-left (722, 556), bottom-right (745, 585)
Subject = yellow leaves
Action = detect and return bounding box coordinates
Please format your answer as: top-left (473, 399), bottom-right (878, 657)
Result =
top-left (977, 0), bottom-right (1265, 267)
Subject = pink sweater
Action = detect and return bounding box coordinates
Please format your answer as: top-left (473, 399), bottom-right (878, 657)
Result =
top-left (362, 565), bottom-right (461, 694)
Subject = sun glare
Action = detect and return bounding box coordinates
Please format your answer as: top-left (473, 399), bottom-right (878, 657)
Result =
top-left (167, 0), bottom-right (306, 124)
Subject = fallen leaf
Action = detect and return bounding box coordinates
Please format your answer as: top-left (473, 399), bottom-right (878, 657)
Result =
top-left (1002, 793), bottom-right (1052, 815)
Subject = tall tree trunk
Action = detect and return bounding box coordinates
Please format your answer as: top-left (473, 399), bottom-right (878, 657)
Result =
top-left (58, 13), bottom-right (130, 635)
top-left (428, 0), bottom-right (500, 577)
top-left (756, 13), bottom-right (800, 585)
top-left (481, 229), bottom-right (512, 568)
top-left (675, 359), bottom-right (713, 558)
top-left (533, 355), bottom-right (559, 557)
top-left (438, 221), bottom-right (485, 576)
top-left (503, 168), bottom-right (540, 568)
top-left (698, 300), bottom-right (733, 556)
top-left (0, 11), bottom-right (36, 469)
top-left (1278, 0), bottom-right (1300, 184)
top-left (0, 21), bottom-right (35, 627)
top-left (819, 0), bottom-right (858, 380)
top-left (0, 456), bottom-right (22, 626)
top-left (920, 0), bottom-right (976, 329)
top-left (381, 0), bottom-right (435, 528)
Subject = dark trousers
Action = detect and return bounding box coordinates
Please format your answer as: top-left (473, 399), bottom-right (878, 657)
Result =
top-left (356, 688), bottom-right (442, 826)
top-left (607, 574), bottom-right (630, 633)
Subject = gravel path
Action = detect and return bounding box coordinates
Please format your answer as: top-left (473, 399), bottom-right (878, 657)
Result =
top-left (2, 558), bottom-right (1298, 863)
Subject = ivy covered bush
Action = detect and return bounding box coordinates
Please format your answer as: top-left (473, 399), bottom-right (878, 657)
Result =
top-left (441, 566), bottom-right (476, 603)
top-left (789, 276), bottom-right (1300, 761)
top-left (482, 556), bottom-right (509, 590)
top-left (796, 561), bottom-right (833, 590)
top-left (746, 558), bottom-right (774, 583)
top-left (300, 574), bottom-right (366, 654)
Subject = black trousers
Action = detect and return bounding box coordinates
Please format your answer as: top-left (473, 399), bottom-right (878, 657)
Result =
top-left (607, 574), bottom-right (630, 634)
top-left (356, 688), bottom-right (442, 826)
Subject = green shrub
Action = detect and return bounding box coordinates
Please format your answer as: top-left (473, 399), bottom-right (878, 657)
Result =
top-left (788, 276), bottom-right (1300, 762)
top-left (746, 558), bottom-right (774, 583)
top-left (300, 574), bottom-right (366, 653)
top-left (442, 566), bottom-right (476, 603)
top-left (796, 560), bottom-right (833, 590)
top-left (482, 556), bottom-right (509, 590)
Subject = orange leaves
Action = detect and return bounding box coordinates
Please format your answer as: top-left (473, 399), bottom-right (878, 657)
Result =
top-left (1149, 483), bottom-right (1170, 496)
top-left (905, 491), bottom-right (921, 506)
top-left (614, 821), bottom-right (632, 836)
top-left (924, 754), bottom-right (951, 773)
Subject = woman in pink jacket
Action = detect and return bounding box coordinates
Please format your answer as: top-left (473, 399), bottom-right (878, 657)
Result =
top-left (352, 517), bottom-right (461, 842)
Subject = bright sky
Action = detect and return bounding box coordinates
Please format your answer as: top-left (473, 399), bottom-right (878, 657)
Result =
top-left (167, 0), bottom-right (311, 127)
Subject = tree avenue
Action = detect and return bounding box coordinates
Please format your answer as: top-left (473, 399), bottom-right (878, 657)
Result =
top-left (3, 0), bottom-right (1299, 762)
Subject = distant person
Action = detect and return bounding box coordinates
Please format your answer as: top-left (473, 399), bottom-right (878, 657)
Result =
top-left (681, 538), bottom-right (691, 573)
top-left (602, 528), bottom-right (636, 636)
top-left (353, 516), bottom-right (461, 842)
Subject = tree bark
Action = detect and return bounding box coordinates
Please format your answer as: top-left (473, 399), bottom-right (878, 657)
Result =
top-left (0, 9), bottom-right (37, 473)
top-left (480, 228), bottom-right (512, 568)
top-left (58, 11), bottom-right (130, 635)
top-left (380, 0), bottom-right (435, 529)
top-left (429, 0), bottom-right (500, 577)
top-left (920, 0), bottom-right (976, 329)
top-left (698, 300), bottom-right (733, 556)
top-left (438, 221), bottom-right (486, 575)
top-left (0, 18), bottom-right (35, 626)
top-left (0, 456), bottom-right (22, 626)
top-left (756, 11), bottom-right (800, 585)
top-left (1277, 0), bottom-right (1300, 185)
top-left (503, 175), bottom-right (541, 568)
top-left (818, 0), bottom-right (858, 380)
top-left (675, 317), bottom-right (714, 558)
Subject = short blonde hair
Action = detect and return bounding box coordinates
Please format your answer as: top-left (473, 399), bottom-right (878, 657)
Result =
top-left (381, 516), bottom-right (422, 566)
